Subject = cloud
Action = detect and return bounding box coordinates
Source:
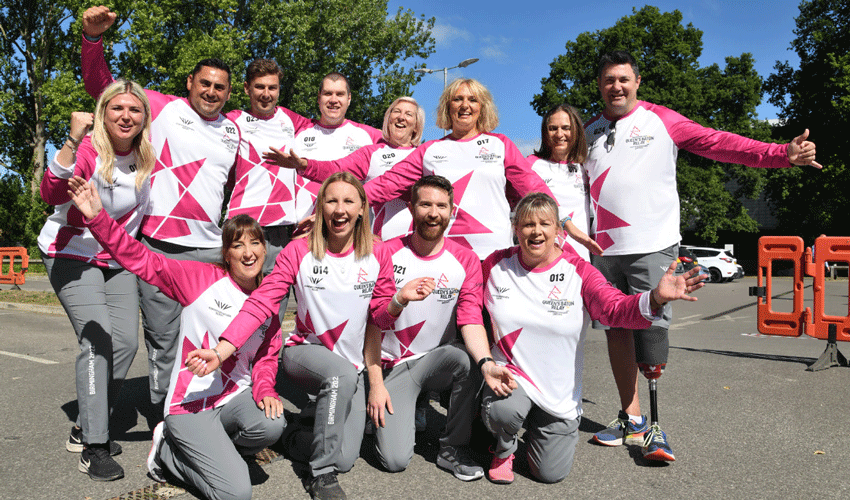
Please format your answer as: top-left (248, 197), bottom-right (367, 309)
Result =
top-left (480, 36), bottom-right (512, 64)
top-left (431, 23), bottom-right (473, 47)
top-left (512, 137), bottom-right (541, 157)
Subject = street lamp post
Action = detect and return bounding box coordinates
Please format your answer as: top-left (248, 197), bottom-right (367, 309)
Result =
top-left (415, 58), bottom-right (479, 88)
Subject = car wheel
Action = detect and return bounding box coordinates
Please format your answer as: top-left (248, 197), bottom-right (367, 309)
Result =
top-left (709, 268), bottom-right (722, 283)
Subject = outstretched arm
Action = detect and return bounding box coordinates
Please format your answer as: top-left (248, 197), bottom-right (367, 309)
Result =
top-left (649, 261), bottom-right (707, 311)
top-left (786, 129), bottom-right (821, 169)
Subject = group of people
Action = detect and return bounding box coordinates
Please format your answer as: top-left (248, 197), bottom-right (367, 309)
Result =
top-left (38, 5), bottom-right (820, 500)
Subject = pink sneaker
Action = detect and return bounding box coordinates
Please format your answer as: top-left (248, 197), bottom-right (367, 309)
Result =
top-left (487, 453), bottom-right (514, 484)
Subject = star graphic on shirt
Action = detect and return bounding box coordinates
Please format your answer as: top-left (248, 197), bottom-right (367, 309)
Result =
top-left (146, 139), bottom-right (211, 239)
top-left (446, 171), bottom-right (492, 249)
top-left (295, 174), bottom-right (321, 211)
top-left (169, 330), bottom-right (239, 412)
top-left (317, 320), bottom-right (348, 352)
top-left (493, 327), bottom-right (539, 390)
top-left (392, 320), bottom-right (426, 359)
top-left (230, 142), bottom-right (293, 223)
top-left (588, 167), bottom-right (631, 251)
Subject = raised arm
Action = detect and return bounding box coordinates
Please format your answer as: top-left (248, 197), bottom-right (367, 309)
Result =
top-left (80, 6), bottom-right (118, 98)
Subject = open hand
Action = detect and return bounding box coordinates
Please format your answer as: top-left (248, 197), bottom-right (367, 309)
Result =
top-left (787, 129), bottom-right (822, 169)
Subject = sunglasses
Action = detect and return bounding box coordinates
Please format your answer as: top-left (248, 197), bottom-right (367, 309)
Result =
top-left (606, 121), bottom-right (616, 148)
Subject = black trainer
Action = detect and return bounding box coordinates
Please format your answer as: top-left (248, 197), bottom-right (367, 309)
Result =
top-left (309, 472), bottom-right (346, 500)
top-left (67, 426), bottom-right (122, 456)
top-left (79, 444), bottom-right (124, 481)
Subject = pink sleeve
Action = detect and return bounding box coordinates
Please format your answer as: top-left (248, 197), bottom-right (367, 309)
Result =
top-left (651, 103), bottom-right (790, 169)
top-left (303, 145), bottom-right (373, 182)
top-left (369, 241), bottom-right (399, 330)
top-left (281, 107), bottom-right (313, 135)
top-left (251, 316), bottom-right (283, 403)
top-left (453, 245), bottom-right (484, 327)
top-left (81, 36), bottom-right (114, 99)
top-left (500, 135), bottom-right (557, 202)
top-left (363, 144), bottom-right (426, 206)
top-left (86, 209), bottom-right (219, 306)
top-left (574, 255), bottom-right (651, 329)
top-left (220, 240), bottom-right (302, 349)
top-left (41, 138), bottom-right (98, 205)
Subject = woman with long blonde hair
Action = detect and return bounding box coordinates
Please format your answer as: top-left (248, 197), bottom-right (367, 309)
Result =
top-left (37, 78), bottom-right (154, 481)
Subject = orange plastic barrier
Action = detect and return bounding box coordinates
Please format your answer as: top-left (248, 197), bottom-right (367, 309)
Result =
top-left (808, 236), bottom-right (850, 342)
top-left (753, 236), bottom-right (806, 337)
top-left (0, 247), bottom-right (29, 287)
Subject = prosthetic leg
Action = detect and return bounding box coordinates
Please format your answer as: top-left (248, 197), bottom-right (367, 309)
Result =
top-left (635, 326), bottom-right (675, 461)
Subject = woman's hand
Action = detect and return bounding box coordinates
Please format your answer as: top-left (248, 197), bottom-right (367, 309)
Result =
top-left (185, 349), bottom-right (220, 376)
top-left (367, 382), bottom-right (393, 429)
top-left (651, 261), bottom-right (706, 309)
top-left (262, 147), bottom-right (308, 174)
top-left (82, 5), bottom-right (117, 38)
top-left (397, 277), bottom-right (436, 305)
top-left (68, 176), bottom-right (103, 220)
top-left (258, 396), bottom-right (284, 419)
top-left (69, 112), bottom-right (94, 144)
top-left (482, 362), bottom-right (517, 397)
top-left (563, 219), bottom-right (603, 256)
top-left (291, 215), bottom-right (315, 239)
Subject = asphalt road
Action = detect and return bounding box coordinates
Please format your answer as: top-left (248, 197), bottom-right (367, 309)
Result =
top-left (1, 276), bottom-right (848, 500)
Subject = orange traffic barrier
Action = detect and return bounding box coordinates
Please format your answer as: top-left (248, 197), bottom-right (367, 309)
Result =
top-left (750, 235), bottom-right (849, 370)
top-left (0, 247), bottom-right (29, 288)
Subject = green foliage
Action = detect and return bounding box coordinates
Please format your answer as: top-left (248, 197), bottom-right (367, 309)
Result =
top-left (764, 0), bottom-right (849, 238)
top-left (531, 6), bottom-right (776, 243)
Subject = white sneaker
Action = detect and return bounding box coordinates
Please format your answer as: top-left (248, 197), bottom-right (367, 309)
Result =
top-left (147, 421), bottom-right (167, 483)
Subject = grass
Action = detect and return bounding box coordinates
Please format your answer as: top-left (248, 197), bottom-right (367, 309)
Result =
top-left (0, 290), bottom-right (61, 307)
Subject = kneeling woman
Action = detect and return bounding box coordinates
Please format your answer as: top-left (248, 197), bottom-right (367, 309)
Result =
top-left (69, 178), bottom-right (284, 500)
top-left (480, 193), bottom-right (704, 484)
top-left (187, 172), bottom-right (397, 500)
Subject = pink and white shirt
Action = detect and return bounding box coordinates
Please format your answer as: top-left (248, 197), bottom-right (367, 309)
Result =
top-left (225, 108), bottom-right (312, 227)
top-left (291, 120), bottom-right (381, 221)
top-left (83, 37), bottom-right (240, 249)
top-left (38, 137), bottom-right (149, 269)
top-left (483, 246), bottom-right (658, 419)
top-left (85, 210), bottom-right (281, 417)
top-left (584, 101), bottom-right (791, 255)
top-left (302, 143), bottom-right (416, 240)
top-left (364, 132), bottom-right (555, 260)
top-left (528, 155), bottom-right (591, 261)
top-left (380, 236), bottom-right (483, 368)
top-left (220, 238), bottom-right (396, 371)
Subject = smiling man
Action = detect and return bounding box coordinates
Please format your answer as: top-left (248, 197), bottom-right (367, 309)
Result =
top-left (584, 50), bottom-right (821, 462)
top-left (291, 72), bottom-right (382, 220)
top-left (80, 6), bottom-right (241, 421)
top-left (363, 175), bottom-right (512, 482)
top-left (226, 59), bottom-right (312, 275)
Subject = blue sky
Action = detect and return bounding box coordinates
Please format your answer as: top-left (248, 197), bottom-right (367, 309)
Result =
top-left (387, 0), bottom-right (803, 154)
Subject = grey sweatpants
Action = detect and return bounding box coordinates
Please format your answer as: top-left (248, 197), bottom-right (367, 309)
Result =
top-left (44, 256), bottom-right (139, 445)
top-left (482, 384), bottom-right (580, 484)
top-left (138, 236), bottom-right (220, 406)
top-left (282, 344), bottom-right (366, 477)
top-left (161, 389), bottom-right (285, 500)
top-left (375, 342), bottom-right (479, 472)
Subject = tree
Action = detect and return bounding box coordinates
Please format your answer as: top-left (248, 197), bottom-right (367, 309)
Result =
top-left (532, 6), bottom-right (775, 243)
top-left (0, 0), bottom-right (435, 251)
top-left (764, 0), bottom-right (848, 238)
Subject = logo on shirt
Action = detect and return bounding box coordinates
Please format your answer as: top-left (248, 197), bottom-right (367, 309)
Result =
top-left (491, 286), bottom-right (510, 300)
top-left (281, 124), bottom-right (294, 135)
top-left (342, 136), bottom-right (360, 153)
top-left (309, 277), bottom-right (324, 285)
top-left (475, 146), bottom-right (500, 163)
top-left (430, 155), bottom-right (448, 163)
top-left (542, 286), bottom-right (573, 315)
top-left (209, 299), bottom-right (235, 317)
top-left (353, 268), bottom-right (375, 296)
top-left (625, 126), bottom-right (653, 149)
top-left (178, 117), bottom-right (195, 130)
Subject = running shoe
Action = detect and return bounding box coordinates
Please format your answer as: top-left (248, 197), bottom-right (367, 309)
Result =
top-left (487, 452), bottom-right (514, 484)
top-left (147, 421), bottom-right (167, 483)
top-left (309, 472), bottom-right (347, 500)
top-left (436, 445), bottom-right (484, 481)
top-left (642, 424), bottom-right (676, 461)
top-left (592, 410), bottom-right (648, 446)
top-left (66, 426), bottom-right (122, 455)
top-left (79, 443), bottom-right (124, 481)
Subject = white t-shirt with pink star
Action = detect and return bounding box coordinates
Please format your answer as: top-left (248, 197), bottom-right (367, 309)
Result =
top-left (220, 237), bottom-right (396, 371)
top-left (364, 132), bottom-right (555, 260)
top-left (379, 236), bottom-right (483, 368)
top-left (225, 108), bottom-right (312, 227)
top-left (302, 142), bottom-right (416, 240)
top-left (482, 246), bottom-right (658, 419)
top-left (528, 155), bottom-right (591, 261)
top-left (85, 210), bottom-right (282, 417)
top-left (584, 101), bottom-right (791, 255)
top-left (83, 37), bottom-right (240, 249)
top-left (291, 119), bottom-right (381, 221)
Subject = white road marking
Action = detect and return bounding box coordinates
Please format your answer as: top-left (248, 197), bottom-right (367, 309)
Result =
top-left (0, 350), bottom-right (58, 364)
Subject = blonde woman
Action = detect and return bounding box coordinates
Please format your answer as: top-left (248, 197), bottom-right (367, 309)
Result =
top-left (38, 78), bottom-right (154, 481)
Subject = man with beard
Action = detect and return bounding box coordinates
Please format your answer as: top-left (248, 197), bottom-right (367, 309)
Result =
top-left (363, 175), bottom-right (515, 481)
